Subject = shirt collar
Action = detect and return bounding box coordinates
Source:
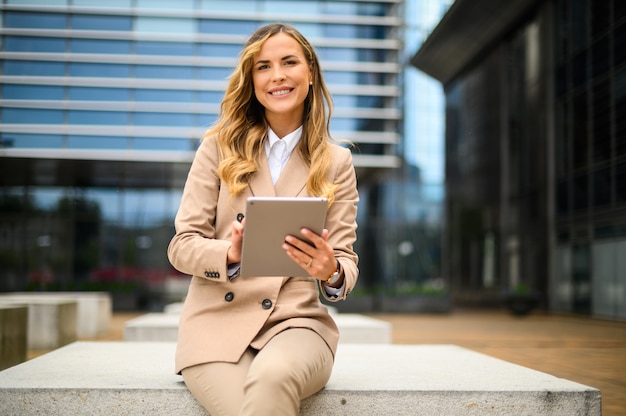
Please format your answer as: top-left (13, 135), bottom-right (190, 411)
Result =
top-left (265, 126), bottom-right (303, 157)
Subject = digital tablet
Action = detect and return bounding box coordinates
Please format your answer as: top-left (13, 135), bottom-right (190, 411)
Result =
top-left (239, 196), bottom-right (328, 277)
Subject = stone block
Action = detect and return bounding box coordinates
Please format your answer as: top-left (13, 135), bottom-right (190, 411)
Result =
top-left (0, 342), bottom-right (601, 415)
top-left (0, 299), bottom-right (77, 350)
top-left (0, 304), bottom-right (28, 370)
top-left (0, 292), bottom-right (111, 338)
top-left (125, 312), bottom-right (390, 344)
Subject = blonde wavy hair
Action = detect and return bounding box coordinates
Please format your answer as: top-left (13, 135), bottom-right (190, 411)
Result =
top-left (204, 23), bottom-right (339, 204)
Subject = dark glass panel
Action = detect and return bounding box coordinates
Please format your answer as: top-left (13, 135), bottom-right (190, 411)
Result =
top-left (199, 19), bottom-right (258, 35)
top-left (592, 167), bottom-right (611, 207)
top-left (5, 36), bottom-right (66, 53)
top-left (590, 0), bottom-right (610, 38)
top-left (615, 22), bottom-right (626, 67)
top-left (555, 64), bottom-right (567, 98)
top-left (134, 89), bottom-right (194, 102)
top-left (198, 67), bottom-right (232, 81)
top-left (572, 51), bottom-right (587, 88)
top-left (572, 92), bottom-right (588, 168)
top-left (197, 43), bottom-right (241, 58)
top-left (71, 14), bottom-right (132, 31)
top-left (556, 180), bottom-right (569, 214)
top-left (591, 37), bottom-right (609, 78)
top-left (0, 133), bottom-right (63, 148)
top-left (70, 39), bottom-right (131, 54)
top-left (5, 12), bottom-right (66, 29)
top-left (2, 84), bottom-right (65, 100)
top-left (572, 0), bottom-right (588, 50)
top-left (2, 108), bottom-right (64, 124)
top-left (70, 62), bottom-right (131, 78)
top-left (198, 91), bottom-right (224, 105)
top-left (68, 110), bottom-right (129, 125)
top-left (616, 68), bottom-right (626, 157)
top-left (132, 137), bottom-right (194, 151)
top-left (69, 87), bottom-right (130, 101)
top-left (133, 112), bottom-right (195, 126)
top-left (592, 79), bottom-right (611, 162)
top-left (573, 173), bottom-right (588, 210)
top-left (616, 162), bottom-right (626, 202)
top-left (135, 41), bottom-right (194, 56)
top-left (3, 60), bottom-right (65, 76)
top-left (135, 65), bottom-right (194, 79)
top-left (66, 135), bottom-right (128, 149)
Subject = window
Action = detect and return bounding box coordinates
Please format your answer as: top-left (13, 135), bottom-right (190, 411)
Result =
top-left (133, 112), bottom-right (195, 126)
top-left (3, 60), bottom-right (65, 76)
top-left (70, 63), bottom-right (131, 78)
top-left (5, 12), bottom-right (66, 29)
top-left (135, 65), bottom-right (194, 79)
top-left (199, 20), bottom-right (257, 35)
top-left (2, 84), bottom-right (65, 100)
top-left (2, 108), bottom-right (64, 124)
top-left (135, 41), bottom-right (194, 56)
top-left (134, 89), bottom-right (194, 102)
top-left (71, 15), bottom-right (132, 31)
top-left (68, 110), bottom-right (129, 125)
top-left (68, 87), bottom-right (130, 101)
top-left (135, 17), bottom-right (197, 34)
top-left (5, 36), bottom-right (66, 53)
top-left (70, 39), bottom-right (131, 54)
top-left (66, 135), bottom-right (128, 149)
top-left (0, 133), bottom-right (63, 148)
top-left (197, 43), bottom-right (241, 58)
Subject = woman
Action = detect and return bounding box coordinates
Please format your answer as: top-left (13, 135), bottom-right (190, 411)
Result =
top-left (167, 23), bottom-right (359, 416)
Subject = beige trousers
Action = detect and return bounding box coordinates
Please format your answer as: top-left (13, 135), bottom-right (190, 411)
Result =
top-left (181, 328), bottom-right (334, 416)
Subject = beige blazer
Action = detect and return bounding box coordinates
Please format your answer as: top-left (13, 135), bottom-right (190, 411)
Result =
top-left (168, 134), bottom-right (359, 374)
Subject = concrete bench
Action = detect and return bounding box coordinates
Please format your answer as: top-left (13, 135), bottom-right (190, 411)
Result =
top-left (124, 312), bottom-right (391, 344)
top-left (0, 304), bottom-right (28, 370)
top-left (0, 298), bottom-right (77, 350)
top-left (0, 342), bottom-right (600, 415)
top-left (0, 292), bottom-right (111, 338)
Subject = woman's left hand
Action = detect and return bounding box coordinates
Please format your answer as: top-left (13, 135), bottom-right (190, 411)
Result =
top-left (283, 228), bottom-right (336, 281)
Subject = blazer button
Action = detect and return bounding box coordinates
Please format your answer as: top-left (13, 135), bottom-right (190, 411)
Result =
top-left (224, 292), bottom-right (234, 302)
top-left (261, 299), bottom-right (272, 310)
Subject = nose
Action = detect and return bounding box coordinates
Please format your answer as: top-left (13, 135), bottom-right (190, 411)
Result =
top-left (271, 67), bottom-right (285, 82)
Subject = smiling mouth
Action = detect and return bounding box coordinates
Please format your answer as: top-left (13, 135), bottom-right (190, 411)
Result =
top-left (270, 89), bottom-right (293, 96)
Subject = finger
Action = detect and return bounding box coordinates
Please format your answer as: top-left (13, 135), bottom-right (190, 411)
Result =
top-left (299, 228), bottom-right (326, 247)
top-left (284, 234), bottom-right (316, 255)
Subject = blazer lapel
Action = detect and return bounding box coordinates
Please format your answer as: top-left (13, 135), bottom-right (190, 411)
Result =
top-left (275, 151), bottom-right (308, 196)
top-left (248, 151), bottom-right (276, 197)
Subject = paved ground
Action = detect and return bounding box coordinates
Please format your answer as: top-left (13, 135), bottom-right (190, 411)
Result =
top-left (30, 308), bottom-right (626, 416)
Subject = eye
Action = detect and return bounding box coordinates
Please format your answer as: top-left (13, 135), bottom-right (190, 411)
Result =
top-left (284, 60), bottom-right (297, 66)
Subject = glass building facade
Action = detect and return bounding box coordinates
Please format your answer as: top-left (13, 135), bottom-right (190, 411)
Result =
top-left (1, 0), bottom-right (411, 309)
top-left (413, 0), bottom-right (626, 319)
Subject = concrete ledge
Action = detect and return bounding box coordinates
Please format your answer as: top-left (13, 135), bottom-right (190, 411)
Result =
top-left (0, 342), bottom-right (601, 415)
top-left (0, 292), bottom-right (111, 338)
top-left (124, 312), bottom-right (391, 344)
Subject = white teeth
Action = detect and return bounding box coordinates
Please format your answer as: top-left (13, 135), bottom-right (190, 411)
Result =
top-left (271, 89), bottom-right (291, 96)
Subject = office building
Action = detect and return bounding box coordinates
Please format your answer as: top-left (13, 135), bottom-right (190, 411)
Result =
top-left (413, 0), bottom-right (626, 319)
top-left (0, 0), bottom-right (406, 307)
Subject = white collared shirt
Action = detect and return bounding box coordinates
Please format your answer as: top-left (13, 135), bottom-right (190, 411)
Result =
top-left (264, 126), bottom-right (302, 184)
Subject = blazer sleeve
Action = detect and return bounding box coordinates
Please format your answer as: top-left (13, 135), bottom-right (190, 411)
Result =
top-left (167, 135), bottom-right (231, 282)
top-left (319, 145), bottom-right (359, 302)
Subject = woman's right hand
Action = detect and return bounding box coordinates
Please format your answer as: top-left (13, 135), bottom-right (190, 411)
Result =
top-left (227, 218), bottom-right (245, 264)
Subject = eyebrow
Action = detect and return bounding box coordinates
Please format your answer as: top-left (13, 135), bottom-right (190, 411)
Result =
top-left (254, 54), bottom-right (300, 66)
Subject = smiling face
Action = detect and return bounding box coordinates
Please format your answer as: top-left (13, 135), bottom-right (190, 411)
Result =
top-left (252, 32), bottom-right (312, 137)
